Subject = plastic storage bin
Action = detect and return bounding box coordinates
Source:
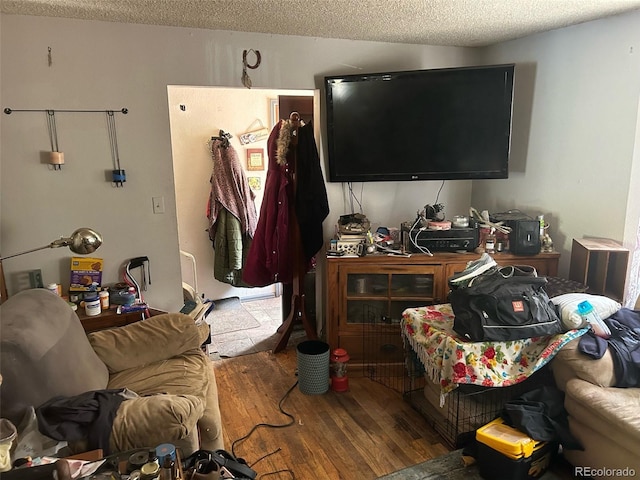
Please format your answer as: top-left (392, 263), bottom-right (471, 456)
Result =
top-left (475, 418), bottom-right (558, 480)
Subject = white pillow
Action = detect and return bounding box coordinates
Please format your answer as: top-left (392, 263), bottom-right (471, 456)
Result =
top-left (551, 293), bottom-right (621, 330)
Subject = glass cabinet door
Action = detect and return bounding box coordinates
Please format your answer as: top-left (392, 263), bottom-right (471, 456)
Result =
top-left (340, 265), bottom-right (441, 328)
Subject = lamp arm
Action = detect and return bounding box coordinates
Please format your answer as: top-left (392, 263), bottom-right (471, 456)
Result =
top-left (0, 245), bottom-right (52, 261)
top-left (0, 237), bottom-right (70, 261)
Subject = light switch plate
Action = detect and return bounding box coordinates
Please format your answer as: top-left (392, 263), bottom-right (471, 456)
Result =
top-left (152, 196), bottom-right (165, 214)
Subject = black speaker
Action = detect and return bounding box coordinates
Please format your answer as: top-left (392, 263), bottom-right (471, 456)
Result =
top-left (508, 220), bottom-right (540, 255)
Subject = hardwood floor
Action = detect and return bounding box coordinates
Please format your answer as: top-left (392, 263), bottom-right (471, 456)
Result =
top-left (213, 349), bottom-right (450, 479)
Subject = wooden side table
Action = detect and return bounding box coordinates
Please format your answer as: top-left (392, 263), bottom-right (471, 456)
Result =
top-left (77, 306), bottom-right (166, 333)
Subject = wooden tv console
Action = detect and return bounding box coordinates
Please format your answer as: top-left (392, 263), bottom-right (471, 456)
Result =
top-left (326, 251), bottom-right (560, 366)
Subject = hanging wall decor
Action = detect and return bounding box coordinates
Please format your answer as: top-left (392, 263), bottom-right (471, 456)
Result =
top-left (241, 49), bottom-right (261, 89)
top-left (106, 110), bottom-right (125, 187)
top-left (247, 177), bottom-right (261, 190)
top-left (3, 107), bottom-right (128, 175)
top-left (246, 148), bottom-right (264, 171)
top-left (239, 119), bottom-right (269, 145)
top-left (46, 110), bottom-right (64, 170)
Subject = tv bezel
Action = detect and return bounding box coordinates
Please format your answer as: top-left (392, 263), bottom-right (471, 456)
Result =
top-left (324, 64), bottom-right (515, 183)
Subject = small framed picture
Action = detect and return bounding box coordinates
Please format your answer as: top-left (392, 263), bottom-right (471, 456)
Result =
top-left (246, 148), bottom-right (264, 171)
top-left (248, 177), bottom-right (261, 190)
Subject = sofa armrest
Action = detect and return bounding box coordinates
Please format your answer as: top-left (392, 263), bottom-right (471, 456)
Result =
top-left (88, 313), bottom-right (209, 373)
top-left (552, 337), bottom-right (616, 389)
top-left (110, 393), bottom-right (204, 454)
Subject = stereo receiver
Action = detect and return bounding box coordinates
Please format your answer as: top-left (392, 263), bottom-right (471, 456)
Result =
top-left (401, 222), bottom-right (479, 253)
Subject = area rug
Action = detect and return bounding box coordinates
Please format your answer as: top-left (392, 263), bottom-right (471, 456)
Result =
top-left (377, 448), bottom-right (562, 480)
top-left (209, 297), bottom-right (260, 335)
top-left (211, 296), bottom-right (242, 311)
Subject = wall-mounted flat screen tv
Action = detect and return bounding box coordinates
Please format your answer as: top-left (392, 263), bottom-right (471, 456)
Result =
top-left (324, 64), bottom-right (515, 182)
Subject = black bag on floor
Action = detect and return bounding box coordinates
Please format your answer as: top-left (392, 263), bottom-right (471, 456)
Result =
top-left (182, 449), bottom-right (257, 479)
top-left (450, 267), bottom-right (562, 341)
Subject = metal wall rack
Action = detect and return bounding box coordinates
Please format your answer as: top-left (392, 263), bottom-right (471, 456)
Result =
top-left (3, 107), bottom-right (129, 186)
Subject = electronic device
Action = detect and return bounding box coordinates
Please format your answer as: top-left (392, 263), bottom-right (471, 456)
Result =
top-left (401, 222), bottom-right (479, 253)
top-left (489, 212), bottom-right (540, 255)
top-left (507, 220), bottom-right (541, 255)
top-left (324, 64), bottom-right (515, 183)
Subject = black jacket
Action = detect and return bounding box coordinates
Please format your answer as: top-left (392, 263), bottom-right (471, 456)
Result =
top-left (36, 389), bottom-right (127, 454)
top-left (578, 308), bottom-right (640, 388)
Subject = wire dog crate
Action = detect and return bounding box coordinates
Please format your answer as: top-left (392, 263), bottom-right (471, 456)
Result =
top-left (361, 303), bottom-right (555, 448)
top-left (360, 304), bottom-right (409, 393)
top-left (403, 366), bottom-right (555, 448)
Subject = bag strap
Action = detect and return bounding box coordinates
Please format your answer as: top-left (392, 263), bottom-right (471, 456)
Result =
top-left (213, 450), bottom-right (257, 479)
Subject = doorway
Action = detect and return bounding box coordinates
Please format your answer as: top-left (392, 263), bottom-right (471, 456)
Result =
top-left (167, 86), bottom-right (315, 307)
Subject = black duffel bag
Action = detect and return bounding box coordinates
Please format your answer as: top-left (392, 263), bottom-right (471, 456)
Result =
top-left (450, 266), bottom-right (562, 342)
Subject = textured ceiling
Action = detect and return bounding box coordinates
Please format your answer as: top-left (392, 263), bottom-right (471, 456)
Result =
top-left (2, 0), bottom-right (640, 47)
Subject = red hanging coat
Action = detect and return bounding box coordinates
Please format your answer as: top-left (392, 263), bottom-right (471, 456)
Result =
top-left (242, 120), bottom-right (329, 287)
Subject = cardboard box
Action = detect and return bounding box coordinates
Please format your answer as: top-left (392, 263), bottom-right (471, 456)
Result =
top-left (69, 257), bottom-right (103, 292)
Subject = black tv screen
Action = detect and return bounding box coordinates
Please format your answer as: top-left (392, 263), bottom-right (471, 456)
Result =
top-left (324, 64), bottom-right (515, 182)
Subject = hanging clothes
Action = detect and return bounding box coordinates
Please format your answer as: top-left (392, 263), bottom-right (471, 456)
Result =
top-left (242, 119), bottom-right (329, 287)
top-left (207, 138), bottom-right (258, 286)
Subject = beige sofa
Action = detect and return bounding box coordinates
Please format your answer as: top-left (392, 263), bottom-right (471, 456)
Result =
top-left (552, 336), bottom-right (640, 478)
top-left (0, 288), bottom-right (223, 456)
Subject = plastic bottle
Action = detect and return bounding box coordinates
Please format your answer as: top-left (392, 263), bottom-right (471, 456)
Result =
top-left (46, 283), bottom-right (59, 296)
top-left (577, 300), bottom-right (611, 338)
top-left (0, 419), bottom-right (17, 472)
top-left (84, 293), bottom-right (101, 316)
top-left (484, 227), bottom-right (496, 254)
top-left (99, 289), bottom-right (110, 310)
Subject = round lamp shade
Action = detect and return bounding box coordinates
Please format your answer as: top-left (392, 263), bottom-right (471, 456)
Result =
top-left (68, 228), bottom-right (103, 254)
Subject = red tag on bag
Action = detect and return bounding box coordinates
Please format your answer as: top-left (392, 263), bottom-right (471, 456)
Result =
top-left (512, 300), bottom-right (525, 312)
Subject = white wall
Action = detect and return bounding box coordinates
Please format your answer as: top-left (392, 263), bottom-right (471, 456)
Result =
top-left (475, 10), bottom-right (640, 284)
top-left (3, 11), bottom-right (638, 313)
top-left (1, 14), bottom-right (475, 312)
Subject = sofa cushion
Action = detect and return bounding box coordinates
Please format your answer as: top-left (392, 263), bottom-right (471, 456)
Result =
top-left (88, 313), bottom-right (209, 373)
top-left (110, 393), bottom-right (204, 453)
top-left (0, 289), bottom-right (109, 425)
top-left (106, 349), bottom-right (210, 398)
top-left (564, 378), bottom-right (640, 447)
top-left (552, 337), bottom-right (616, 388)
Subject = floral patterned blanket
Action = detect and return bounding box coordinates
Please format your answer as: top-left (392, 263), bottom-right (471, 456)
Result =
top-left (402, 304), bottom-right (587, 405)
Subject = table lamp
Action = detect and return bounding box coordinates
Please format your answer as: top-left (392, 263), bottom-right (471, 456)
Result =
top-left (0, 227), bottom-right (102, 302)
top-left (0, 228), bottom-right (102, 261)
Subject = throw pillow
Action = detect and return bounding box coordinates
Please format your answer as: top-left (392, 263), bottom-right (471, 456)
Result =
top-left (551, 293), bottom-right (621, 331)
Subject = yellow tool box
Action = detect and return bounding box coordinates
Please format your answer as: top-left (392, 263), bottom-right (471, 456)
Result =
top-left (475, 417), bottom-right (558, 480)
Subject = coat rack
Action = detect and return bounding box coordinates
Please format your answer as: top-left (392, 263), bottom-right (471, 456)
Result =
top-left (273, 112), bottom-right (318, 353)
